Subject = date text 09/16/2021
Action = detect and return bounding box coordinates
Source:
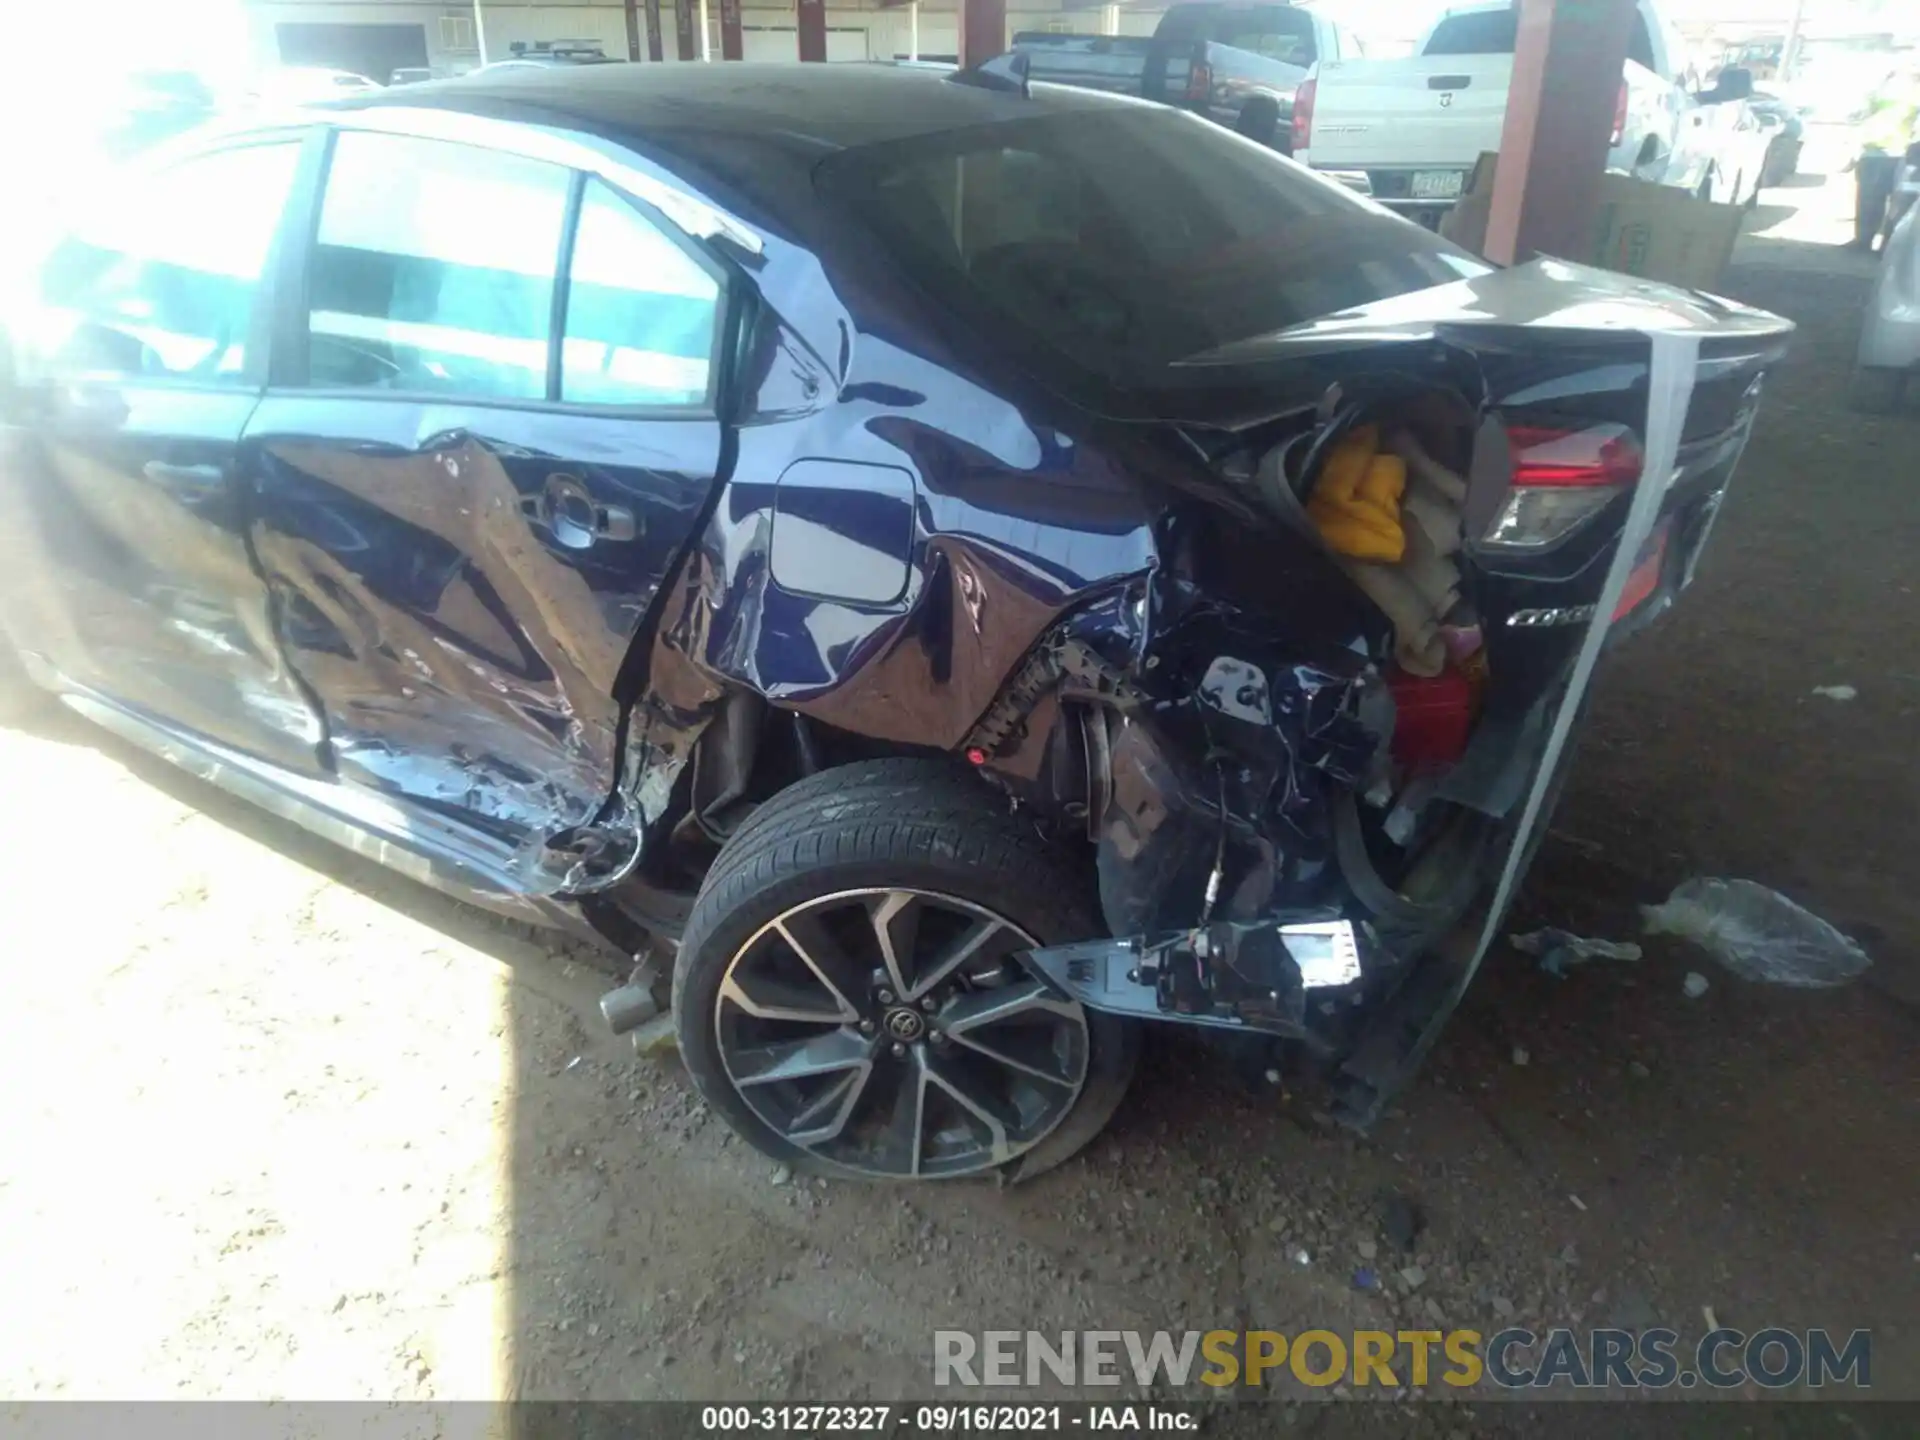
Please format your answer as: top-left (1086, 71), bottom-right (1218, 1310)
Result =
top-left (700, 1407), bottom-right (1188, 1432)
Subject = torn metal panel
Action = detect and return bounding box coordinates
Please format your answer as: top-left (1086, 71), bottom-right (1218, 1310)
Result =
top-left (243, 398), bottom-right (724, 876)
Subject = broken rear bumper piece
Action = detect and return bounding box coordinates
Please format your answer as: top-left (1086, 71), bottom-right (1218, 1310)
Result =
top-left (1022, 329), bottom-right (1764, 1132)
top-left (1025, 916), bottom-right (1363, 1042)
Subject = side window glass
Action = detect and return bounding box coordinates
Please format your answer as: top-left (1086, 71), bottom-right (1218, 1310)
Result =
top-left (1216, 10), bottom-right (1316, 66)
top-left (560, 179), bottom-right (720, 408)
top-left (308, 132), bottom-right (568, 399)
top-left (30, 143), bottom-right (300, 382)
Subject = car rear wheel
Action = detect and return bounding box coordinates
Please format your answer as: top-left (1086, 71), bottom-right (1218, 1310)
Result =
top-left (671, 759), bottom-right (1138, 1182)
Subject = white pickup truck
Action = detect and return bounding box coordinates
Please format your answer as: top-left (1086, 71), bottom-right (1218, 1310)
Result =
top-left (1294, 0), bottom-right (1766, 225)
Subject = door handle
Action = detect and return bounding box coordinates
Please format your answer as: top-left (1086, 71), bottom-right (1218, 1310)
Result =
top-left (142, 460), bottom-right (226, 495)
top-left (519, 473), bottom-right (639, 550)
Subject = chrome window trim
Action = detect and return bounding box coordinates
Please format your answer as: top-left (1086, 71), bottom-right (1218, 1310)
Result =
top-left (327, 104), bottom-right (765, 258)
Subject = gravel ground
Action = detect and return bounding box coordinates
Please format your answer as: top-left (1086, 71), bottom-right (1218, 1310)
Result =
top-left (0, 144), bottom-right (1912, 1428)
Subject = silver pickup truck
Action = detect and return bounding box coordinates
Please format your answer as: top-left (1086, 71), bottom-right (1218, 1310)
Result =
top-left (1296, 0), bottom-right (1764, 223)
top-left (1011, 2), bottom-right (1368, 152)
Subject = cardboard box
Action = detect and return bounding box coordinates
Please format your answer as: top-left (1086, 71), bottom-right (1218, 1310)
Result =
top-left (1439, 151), bottom-right (1744, 291)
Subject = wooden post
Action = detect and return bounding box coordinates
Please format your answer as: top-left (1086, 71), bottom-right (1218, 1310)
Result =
top-left (720, 0), bottom-right (743, 58)
top-left (1484, 0), bottom-right (1637, 266)
top-left (674, 0), bottom-right (698, 59)
top-left (643, 0), bottom-right (665, 60)
top-left (797, 0), bottom-right (826, 61)
top-left (959, 0), bottom-right (1006, 68)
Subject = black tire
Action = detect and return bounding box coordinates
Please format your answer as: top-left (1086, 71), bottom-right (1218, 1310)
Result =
top-left (671, 758), bottom-right (1138, 1183)
top-left (1848, 366), bottom-right (1905, 415)
top-left (1235, 99), bottom-right (1281, 150)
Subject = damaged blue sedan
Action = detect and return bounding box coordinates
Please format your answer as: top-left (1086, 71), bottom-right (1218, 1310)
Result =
top-left (0, 62), bottom-right (1789, 1180)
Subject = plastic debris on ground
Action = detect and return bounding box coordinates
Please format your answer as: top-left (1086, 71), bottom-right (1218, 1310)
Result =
top-left (1643, 878), bottom-right (1872, 987)
top-left (1810, 684), bottom-right (1858, 701)
top-left (1511, 927), bottom-right (1644, 978)
top-left (1682, 971), bottom-right (1711, 999)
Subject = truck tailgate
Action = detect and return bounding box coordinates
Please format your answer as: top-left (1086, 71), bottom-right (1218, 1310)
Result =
top-left (1303, 55), bottom-right (1514, 173)
top-left (1011, 33), bottom-right (1155, 98)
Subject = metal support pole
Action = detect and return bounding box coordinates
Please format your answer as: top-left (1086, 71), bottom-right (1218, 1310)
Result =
top-left (471, 0), bottom-right (489, 64)
top-left (959, 0), bottom-right (1005, 67)
top-left (1780, 0), bottom-right (1807, 82)
top-left (1483, 0), bottom-right (1636, 267)
top-left (624, 0), bottom-right (642, 60)
top-left (909, 1), bottom-right (919, 61)
top-left (797, 0), bottom-right (827, 61)
top-left (699, 0), bottom-right (711, 60)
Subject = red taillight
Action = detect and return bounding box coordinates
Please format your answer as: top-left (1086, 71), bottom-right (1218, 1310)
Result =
top-left (1482, 423), bottom-right (1643, 549)
top-left (1185, 59), bottom-right (1213, 103)
top-left (1291, 75), bottom-right (1316, 151)
top-left (1610, 80), bottom-right (1629, 146)
top-left (1386, 665), bottom-right (1475, 774)
top-left (1506, 424), bottom-right (1644, 488)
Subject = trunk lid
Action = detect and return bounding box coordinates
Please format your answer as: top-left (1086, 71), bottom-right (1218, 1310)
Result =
top-left (1180, 259), bottom-right (1792, 365)
top-left (1172, 258), bottom-right (1789, 804)
top-left (1010, 34), bottom-right (1156, 98)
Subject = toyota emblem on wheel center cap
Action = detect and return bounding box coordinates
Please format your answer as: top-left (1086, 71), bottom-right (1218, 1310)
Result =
top-left (883, 1007), bottom-right (926, 1042)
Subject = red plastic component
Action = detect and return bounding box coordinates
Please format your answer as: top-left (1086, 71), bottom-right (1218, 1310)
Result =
top-left (1386, 665), bottom-right (1475, 774)
top-left (1291, 75), bottom-right (1316, 151)
top-left (1506, 423), bottom-right (1644, 488)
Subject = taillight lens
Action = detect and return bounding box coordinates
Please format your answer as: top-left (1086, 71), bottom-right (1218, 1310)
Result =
top-left (1481, 423), bottom-right (1643, 548)
top-left (1292, 76), bottom-right (1316, 152)
top-left (1186, 60), bottom-right (1213, 104)
top-left (1506, 424), bottom-right (1643, 487)
top-left (1610, 80), bottom-right (1629, 146)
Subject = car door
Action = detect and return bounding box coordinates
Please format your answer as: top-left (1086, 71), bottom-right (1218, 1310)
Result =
top-left (243, 123), bottom-right (730, 856)
top-left (0, 135), bottom-right (330, 775)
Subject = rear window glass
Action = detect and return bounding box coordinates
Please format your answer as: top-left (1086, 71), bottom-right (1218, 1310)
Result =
top-left (1214, 9), bottom-right (1317, 66)
top-left (1423, 11), bottom-right (1518, 55)
top-left (1424, 8), bottom-right (1655, 67)
top-left (819, 109), bottom-right (1487, 391)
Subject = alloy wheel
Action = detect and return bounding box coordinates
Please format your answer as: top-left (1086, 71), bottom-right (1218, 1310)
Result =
top-left (712, 888), bottom-right (1090, 1178)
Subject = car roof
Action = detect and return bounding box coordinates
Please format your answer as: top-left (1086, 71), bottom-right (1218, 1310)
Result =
top-left (359, 60), bottom-right (1143, 153)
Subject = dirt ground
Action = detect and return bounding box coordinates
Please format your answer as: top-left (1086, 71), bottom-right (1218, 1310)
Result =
top-left (1, 131), bottom-right (1914, 1427)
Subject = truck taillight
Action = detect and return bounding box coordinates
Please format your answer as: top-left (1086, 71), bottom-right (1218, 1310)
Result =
top-left (1291, 76), bottom-right (1316, 151)
top-left (1610, 80), bottom-right (1628, 146)
top-left (1481, 423), bottom-right (1643, 548)
top-left (1186, 60), bottom-right (1213, 103)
